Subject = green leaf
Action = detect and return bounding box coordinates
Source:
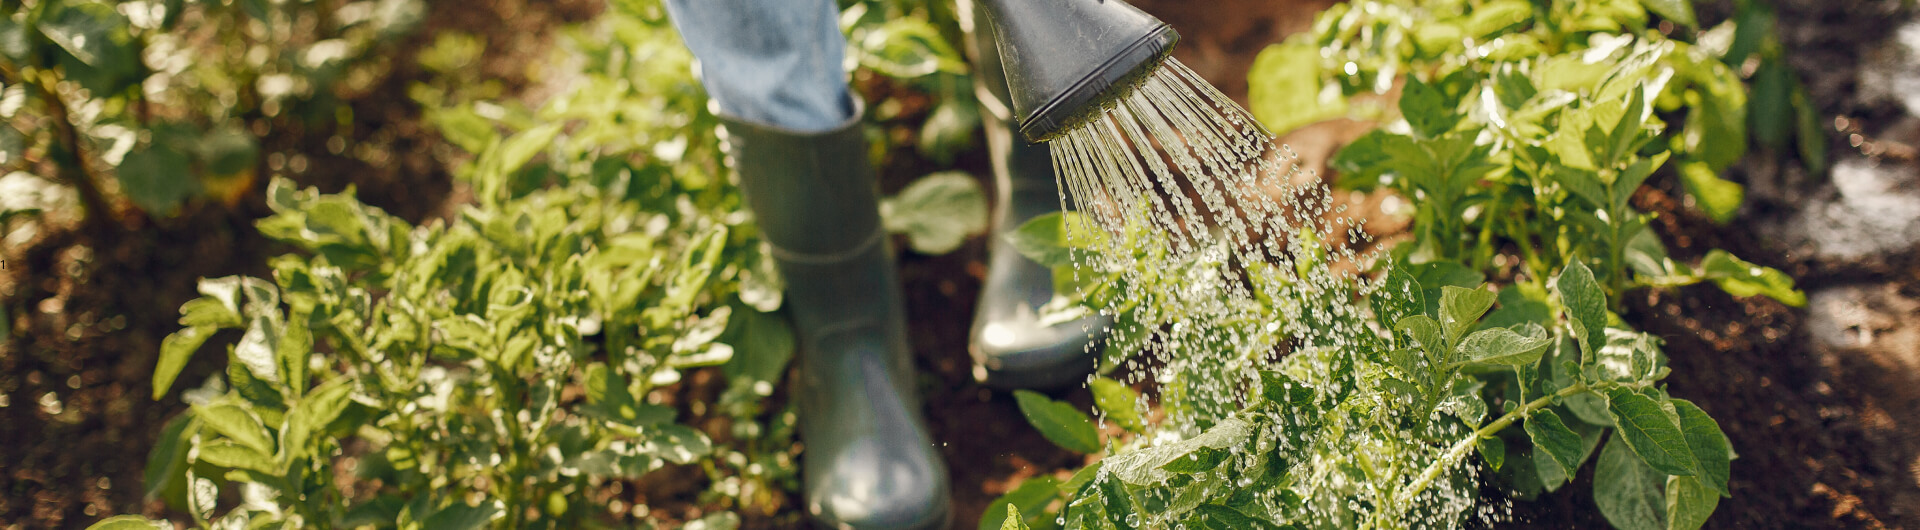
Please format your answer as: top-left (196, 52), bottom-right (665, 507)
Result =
top-left (880, 171), bottom-right (989, 254)
top-left (1001, 504), bottom-right (1034, 530)
top-left (1464, 1), bottom-right (1534, 38)
top-left (83, 516), bottom-right (172, 530)
top-left (1014, 390), bottom-right (1101, 453)
top-left (647, 424), bottom-right (713, 465)
top-left (143, 412), bottom-right (197, 503)
top-left (1409, 261), bottom-right (1485, 291)
top-left (38, 3), bottom-right (141, 94)
top-left (1666, 475), bottom-right (1720, 530)
top-left (195, 440), bottom-right (276, 473)
top-left (919, 98), bottom-right (980, 164)
top-left (295, 378), bottom-right (355, 439)
top-left (1262, 371), bottom-right (1317, 411)
top-left (1192, 503), bottom-right (1281, 530)
top-left (1160, 447), bottom-right (1229, 474)
top-left (850, 17), bottom-right (967, 78)
top-left (1794, 83), bottom-right (1828, 173)
top-left (196, 126), bottom-right (259, 177)
top-left (1556, 261), bottom-right (1608, 358)
top-left (1438, 286), bottom-right (1497, 343)
top-left (153, 326), bottom-right (214, 400)
top-left (720, 308), bottom-right (795, 390)
top-left (1698, 250), bottom-right (1804, 306)
top-left (982, 477), bottom-right (1059, 530)
top-left (1749, 60), bottom-right (1793, 150)
top-left (1401, 77), bottom-right (1463, 139)
top-left (1372, 268), bottom-right (1427, 327)
top-left (1249, 37), bottom-right (1347, 135)
top-left (1090, 377), bottom-right (1146, 433)
top-left (117, 147), bottom-right (198, 216)
top-left (1671, 399), bottom-right (1732, 496)
top-left (1007, 212), bottom-right (1107, 268)
top-left (1639, 0), bottom-right (1698, 28)
top-left (423, 500), bottom-right (505, 530)
top-left (195, 402), bottom-right (275, 456)
top-left (1526, 409), bottom-right (1587, 477)
top-left (178, 297), bottom-right (244, 329)
top-left (1596, 433), bottom-right (1669, 530)
top-left (1677, 161), bottom-right (1744, 224)
top-left (495, 124), bottom-right (562, 178)
top-left (234, 315), bottom-right (281, 384)
top-left (1479, 435), bottom-right (1507, 471)
top-left (1456, 323), bottom-right (1553, 366)
top-left (1482, 286), bottom-right (1551, 330)
top-left (1607, 388), bottom-right (1699, 476)
top-left (1395, 315), bottom-right (1446, 354)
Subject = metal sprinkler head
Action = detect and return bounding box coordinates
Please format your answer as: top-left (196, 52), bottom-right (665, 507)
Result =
top-left (974, 0), bottom-right (1179, 143)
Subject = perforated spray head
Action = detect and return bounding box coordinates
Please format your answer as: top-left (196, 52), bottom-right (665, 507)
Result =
top-left (975, 0), bottom-right (1178, 143)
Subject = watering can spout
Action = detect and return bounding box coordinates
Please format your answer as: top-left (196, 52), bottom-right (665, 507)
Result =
top-left (973, 0), bottom-right (1178, 143)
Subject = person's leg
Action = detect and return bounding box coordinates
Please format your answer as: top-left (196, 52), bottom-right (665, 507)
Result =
top-left (957, 0), bottom-right (1111, 388)
top-left (661, 2), bottom-right (949, 528)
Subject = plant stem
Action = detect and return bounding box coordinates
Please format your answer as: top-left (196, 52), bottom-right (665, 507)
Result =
top-left (1394, 379), bottom-right (1647, 510)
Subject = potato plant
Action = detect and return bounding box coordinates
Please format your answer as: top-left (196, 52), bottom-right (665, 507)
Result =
top-left (90, 2), bottom-right (798, 527)
top-left (0, 0), bottom-right (420, 238)
top-left (995, 0), bottom-right (1796, 528)
top-left (84, 0), bottom-right (993, 526)
top-left (1004, 206), bottom-right (1731, 529)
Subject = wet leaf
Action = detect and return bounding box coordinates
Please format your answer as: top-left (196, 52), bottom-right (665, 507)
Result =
top-left (1090, 377), bottom-right (1146, 433)
top-left (1438, 286), bottom-right (1497, 343)
top-left (1456, 323), bottom-right (1553, 366)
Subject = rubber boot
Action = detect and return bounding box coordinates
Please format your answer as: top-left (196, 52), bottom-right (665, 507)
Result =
top-left (719, 105), bottom-right (950, 530)
top-left (963, 4), bottom-right (1113, 389)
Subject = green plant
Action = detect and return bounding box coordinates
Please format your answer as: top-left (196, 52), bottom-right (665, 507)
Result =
top-left (0, 0), bottom-right (419, 234)
top-left (94, 2), bottom-right (802, 527)
top-left (989, 0), bottom-right (1795, 528)
top-left (90, 0), bottom-right (998, 525)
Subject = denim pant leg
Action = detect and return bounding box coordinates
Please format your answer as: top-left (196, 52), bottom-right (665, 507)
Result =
top-left (663, 0), bottom-right (854, 133)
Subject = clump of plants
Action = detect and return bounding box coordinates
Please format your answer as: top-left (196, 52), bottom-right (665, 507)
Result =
top-left (87, 0), bottom-right (993, 526)
top-left (992, 0), bottom-right (1803, 528)
top-left (0, 0), bottom-right (421, 238)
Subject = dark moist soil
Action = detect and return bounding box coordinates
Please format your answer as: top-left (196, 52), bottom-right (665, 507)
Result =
top-left (10, 0), bottom-right (1920, 529)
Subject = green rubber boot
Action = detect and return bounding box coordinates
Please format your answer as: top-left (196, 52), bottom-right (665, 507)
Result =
top-left (963, 3), bottom-right (1113, 389)
top-left (719, 105), bottom-right (950, 530)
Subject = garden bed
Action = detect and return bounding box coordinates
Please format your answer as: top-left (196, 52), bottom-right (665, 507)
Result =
top-left (4, 0), bottom-right (1918, 528)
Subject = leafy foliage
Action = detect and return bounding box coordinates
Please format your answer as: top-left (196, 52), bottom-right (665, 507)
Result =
top-left (1249, 0), bottom-right (1814, 305)
top-left (995, 0), bottom-right (1771, 528)
top-left (0, 0), bottom-right (421, 236)
top-left (97, 0), bottom-right (990, 526)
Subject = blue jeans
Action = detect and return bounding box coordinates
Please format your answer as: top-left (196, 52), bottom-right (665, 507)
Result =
top-left (663, 0), bottom-right (855, 132)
